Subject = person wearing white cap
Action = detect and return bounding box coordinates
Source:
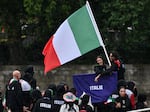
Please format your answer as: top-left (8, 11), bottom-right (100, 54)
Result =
top-left (59, 92), bottom-right (79, 112)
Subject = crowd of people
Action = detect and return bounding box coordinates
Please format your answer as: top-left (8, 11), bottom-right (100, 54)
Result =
top-left (0, 51), bottom-right (149, 112)
top-left (93, 51), bottom-right (148, 112)
top-left (0, 66), bottom-right (95, 112)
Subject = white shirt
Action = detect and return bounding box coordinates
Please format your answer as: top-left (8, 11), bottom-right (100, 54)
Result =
top-left (20, 79), bottom-right (31, 91)
top-left (59, 103), bottom-right (79, 112)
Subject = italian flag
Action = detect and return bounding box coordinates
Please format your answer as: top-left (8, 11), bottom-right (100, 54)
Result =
top-left (42, 2), bottom-right (104, 73)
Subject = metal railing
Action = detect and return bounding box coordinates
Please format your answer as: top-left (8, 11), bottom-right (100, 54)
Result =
top-left (127, 108), bottom-right (150, 112)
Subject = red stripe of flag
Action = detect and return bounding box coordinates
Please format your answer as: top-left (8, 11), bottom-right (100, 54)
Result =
top-left (42, 36), bottom-right (60, 74)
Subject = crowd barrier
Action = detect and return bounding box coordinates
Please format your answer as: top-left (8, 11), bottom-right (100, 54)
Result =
top-left (127, 108), bottom-right (150, 112)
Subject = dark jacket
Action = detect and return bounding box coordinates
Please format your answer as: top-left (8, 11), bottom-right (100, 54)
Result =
top-left (6, 79), bottom-right (23, 111)
top-left (94, 65), bottom-right (106, 76)
top-left (32, 97), bottom-right (53, 112)
top-left (136, 94), bottom-right (147, 109)
top-left (30, 89), bottom-right (42, 111)
top-left (79, 94), bottom-right (93, 112)
top-left (23, 66), bottom-right (36, 89)
top-left (0, 92), bottom-right (4, 112)
top-left (22, 91), bottom-right (32, 107)
top-left (52, 84), bottom-right (65, 112)
top-left (79, 104), bottom-right (93, 112)
top-left (117, 59), bottom-right (125, 80)
top-left (52, 97), bottom-right (64, 112)
top-left (115, 95), bottom-right (132, 112)
top-left (100, 61), bottom-right (118, 76)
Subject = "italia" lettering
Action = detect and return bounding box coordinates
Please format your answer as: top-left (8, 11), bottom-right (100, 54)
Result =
top-left (90, 85), bottom-right (103, 90)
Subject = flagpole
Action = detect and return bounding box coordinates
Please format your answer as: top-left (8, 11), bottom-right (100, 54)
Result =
top-left (86, 1), bottom-right (111, 66)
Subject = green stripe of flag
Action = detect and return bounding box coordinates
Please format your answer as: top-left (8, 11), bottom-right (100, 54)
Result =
top-left (68, 6), bottom-right (100, 54)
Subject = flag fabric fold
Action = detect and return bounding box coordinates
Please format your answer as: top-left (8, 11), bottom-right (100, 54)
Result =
top-left (73, 72), bottom-right (118, 103)
top-left (42, 2), bottom-right (104, 73)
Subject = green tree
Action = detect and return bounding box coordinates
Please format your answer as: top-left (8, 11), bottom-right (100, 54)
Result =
top-left (0, 0), bottom-right (150, 64)
top-left (0, 0), bottom-right (25, 64)
top-left (100, 0), bottom-right (150, 63)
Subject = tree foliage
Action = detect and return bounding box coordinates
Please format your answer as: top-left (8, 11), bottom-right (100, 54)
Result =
top-left (0, 0), bottom-right (26, 64)
top-left (0, 0), bottom-right (150, 64)
top-left (100, 0), bottom-right (150, 63)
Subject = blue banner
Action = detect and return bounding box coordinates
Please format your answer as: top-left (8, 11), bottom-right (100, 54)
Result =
top-left (73, 73), bottom-right (117, 103)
